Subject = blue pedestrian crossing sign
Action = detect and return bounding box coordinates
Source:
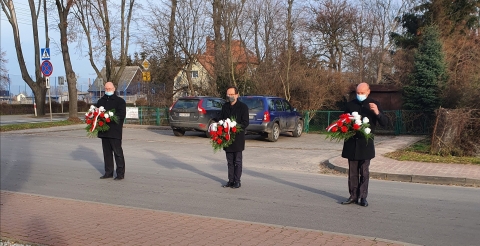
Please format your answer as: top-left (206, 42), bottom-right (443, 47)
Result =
top-left (41, 48), bottom-right (50, 60)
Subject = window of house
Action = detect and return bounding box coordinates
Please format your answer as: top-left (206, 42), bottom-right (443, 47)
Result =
top-left (191, 71), bottom-right (199, 78)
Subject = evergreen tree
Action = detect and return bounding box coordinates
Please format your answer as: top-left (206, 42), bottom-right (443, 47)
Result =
top-left (403, 26), bottom-right (447, 112)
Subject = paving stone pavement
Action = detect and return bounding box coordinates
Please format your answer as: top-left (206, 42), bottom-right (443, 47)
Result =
top-left (0, 191), bottom-right (413, 246)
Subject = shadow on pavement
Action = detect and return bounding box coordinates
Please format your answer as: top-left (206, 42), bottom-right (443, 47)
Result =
top-left (146, 149), bottom-right (225, 185)
top-left (244, 169), bottom-right (346, 203)
top-left (71, 145), bottom-right (104, 174)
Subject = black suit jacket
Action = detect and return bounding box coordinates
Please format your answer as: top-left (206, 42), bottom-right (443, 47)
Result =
top-left (96, 93), bottom-right (126, 140)
top-left (341, 97), bottom-right (388, 160)
top-left (220, 100), bottom-right (249, 152)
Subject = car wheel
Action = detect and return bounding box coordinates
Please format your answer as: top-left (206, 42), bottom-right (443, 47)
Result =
top-left (267, 123), bottom-right (280, 142)
top-left (292, 120), bottom-right (303, 137)
top-left (173, 129), bottom-right (185, 136)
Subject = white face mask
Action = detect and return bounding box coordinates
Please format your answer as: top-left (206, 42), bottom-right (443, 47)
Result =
top-left (357, 94), bottom-right (367, 102)
top-left (105, 91), bottom-right (114, 96)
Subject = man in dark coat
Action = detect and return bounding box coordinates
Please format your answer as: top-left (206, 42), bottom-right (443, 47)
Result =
top-left (97, 82), bottom-right (127, 180)
top-left (341, 82), bottom-right (388, 207)
top-left (220, 86), bottom-right (249, 189)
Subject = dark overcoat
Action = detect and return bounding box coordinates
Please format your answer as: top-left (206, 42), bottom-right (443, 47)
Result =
top-left (96, 93), bottom-right (126, 140)
top-left (220, 100), bottom-right (249, 152)
top-left (341, 97), bottom-right (388, 160)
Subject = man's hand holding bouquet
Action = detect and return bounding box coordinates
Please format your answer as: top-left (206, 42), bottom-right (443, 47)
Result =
top-left (325, 112), bottom-right (372, 142)
top-left (208, 118), bottom-right (242, 152)
top-left (84, 105), bottom-right (119, 137)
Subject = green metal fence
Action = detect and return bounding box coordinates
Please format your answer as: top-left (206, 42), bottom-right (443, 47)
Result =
top-left (124, 107), bottom-right (170, 126)
top-left (303, 110), bottom-right (433, 135)
top-left (124, 107), bottom-right (433, 135)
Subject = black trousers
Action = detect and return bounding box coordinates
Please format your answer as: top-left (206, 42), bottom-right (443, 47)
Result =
top-left (347, 159), bottom-right (370, 200)
top-left (226, 151), bottom-right (243, 182)
top-left (101, 138), bottom-right (125, 178)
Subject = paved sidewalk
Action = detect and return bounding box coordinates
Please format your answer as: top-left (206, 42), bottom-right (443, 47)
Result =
top-left (0, 191), bottom-right (412, 246)
top-left (327, 136), bottom-right (480, 186)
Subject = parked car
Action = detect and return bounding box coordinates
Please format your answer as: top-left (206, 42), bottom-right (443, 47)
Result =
top-left (238, 95), bottom-right (304, 142)
top-left (169, 96), bottom-right (225, 137)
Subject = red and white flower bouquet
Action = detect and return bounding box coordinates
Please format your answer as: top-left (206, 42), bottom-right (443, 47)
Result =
top-left (84, 105), bottom-right (119, 137)
top-left (325, 112), bottom-right (372, 142)
top-left (208, 118), bottom-right (243, 152)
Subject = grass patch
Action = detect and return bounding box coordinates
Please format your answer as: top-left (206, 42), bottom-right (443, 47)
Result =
top-left (0, 120), bottom-right (81, 132)
top-left (385, 138), bottom-right (480, 165)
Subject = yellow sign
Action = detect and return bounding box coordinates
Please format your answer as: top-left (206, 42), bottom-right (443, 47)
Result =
top-left (142, 71), bottom-right (151, 82)
top-left (142, 59), bottom-right (150, 70)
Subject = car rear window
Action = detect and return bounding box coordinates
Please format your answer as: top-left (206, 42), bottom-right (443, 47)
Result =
top-left (173, 99), bottom-right (199, 109)
top-left (239, 97), bottom-right (264, 111)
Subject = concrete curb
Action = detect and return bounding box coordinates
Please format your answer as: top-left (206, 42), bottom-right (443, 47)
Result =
top-left (326, 158), bottom-right (480, 187)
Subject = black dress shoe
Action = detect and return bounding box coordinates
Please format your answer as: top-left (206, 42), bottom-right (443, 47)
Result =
top-left (232, 181), bottom-right (241, 189)
top-left (114, 177), bottom-right (124, 180)
top-left (360, 198), bottom-right (368, 207)
top-left (222, 181), bottom-right (233, 188)
top-left (100, 175), bottom-right (113, 179)
top-left (341, 198), bottom-right (358, 205)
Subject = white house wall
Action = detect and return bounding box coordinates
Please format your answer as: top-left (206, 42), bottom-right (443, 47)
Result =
top-left (173, 62), bottom-right (211, 101)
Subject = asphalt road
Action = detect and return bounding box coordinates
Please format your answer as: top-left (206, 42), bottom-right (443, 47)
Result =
top-left (1, 126), bottom-right (479, 246)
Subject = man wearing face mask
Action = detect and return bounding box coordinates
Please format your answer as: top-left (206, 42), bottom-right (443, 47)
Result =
top-left (341, 82), bottom-right (388, 207)
top-left (97, 82), bottom-right (127, 180)
top-left (220, 86), bottom-right (249, 188)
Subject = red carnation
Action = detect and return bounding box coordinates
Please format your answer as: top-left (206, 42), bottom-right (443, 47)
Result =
top-left (353, 124), bottom-right (360, 130)
top-left (218, 126), bottom-right (223, 131)
top-left (217, 139), bottom-right (222, 144)
top-left (98, 121), bottom-right (104, 127)
top-left (232, 127), bottom-right (237, 133)
top-left (331, 127), bottom-right (338, 132)
top-left (87, 119), bottom-right (92, 124)
top-left (100, 113), bottom-right (105, 118)
top-left (106, 118), bottom-right (111, 123)
top-left (93, 111), bottom-right (98, 116)
top-left (225, 134), bottom-right (230, 140)
top-left (344, 117), bottom-right (351, 124)
top-left (224, 127), bottom-right (229, 133)
top-left (217, 129), bottom-right (222, 135)
top-left (336, 121), bottom-right (343, 127)
top-left (341, 126), bottom-right (348, 133)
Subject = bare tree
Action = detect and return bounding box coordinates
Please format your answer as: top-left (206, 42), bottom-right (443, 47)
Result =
top-left (71, 0), bottom-right (135, 88)
top-left (1, 0), bottom-right (48, 115)
top-left (0, 50), bottom-right (8, 90)
top-left (55, 0), bottom-right (79, 120)
top-left (309, 0), bottom-right (356, 72)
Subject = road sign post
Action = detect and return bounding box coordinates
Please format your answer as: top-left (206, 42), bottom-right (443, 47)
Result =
top-left (46, 77), bottom-right (52, 121)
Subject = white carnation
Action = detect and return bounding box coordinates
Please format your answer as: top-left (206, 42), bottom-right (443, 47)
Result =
top-left (209, 123), bottom-right (217, 131)
top-left (364, 127), bottom-right (371, 134)
top-left (363, 117), bottom-right (370, 123)
top-left (230, 122), bottom-right (237, 127)
top-left (355, 120), bottom-right (362, 125)
top-left (108, 111), bottom-right (114, 116)
top-left (104, 114), bottom-right (110, 119)
top-left (218, 120), bottom-right (224, 125)
top-left (99, 106), bottom-right (105, 112)
top-left (352, 112), bottom-right (359, 117)
top-left (90, 105), bottom-right (96, 110)
top-left (354, 115), bottom-right (361, 121)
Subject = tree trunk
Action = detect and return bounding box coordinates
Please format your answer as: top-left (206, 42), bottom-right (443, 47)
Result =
top-left (55, 0), bottom-right (78, 120)
top-left (32, 86), bottom-right (47, 115)
top-left (431, 108), bottom-right (469, 156)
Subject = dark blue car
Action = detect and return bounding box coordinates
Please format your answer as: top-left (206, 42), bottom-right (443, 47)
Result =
top-left (238, 96), bottom-right (304, 142)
